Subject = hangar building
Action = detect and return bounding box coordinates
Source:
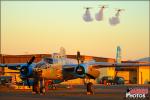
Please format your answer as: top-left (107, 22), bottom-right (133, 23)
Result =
top-left (0, 54), bottom-right (150, 85)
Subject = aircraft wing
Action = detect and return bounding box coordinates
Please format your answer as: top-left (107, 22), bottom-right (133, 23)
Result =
top-left (63, 64), bottom-right (77, 72)
top-left (0, 64), bottom-right (6, 67)
top-left (88, 62), bottom-right (150, 68)
top-left (0, 63), bottom-right (26, 70)
top-left (62, 61), bottom-right (150, 70)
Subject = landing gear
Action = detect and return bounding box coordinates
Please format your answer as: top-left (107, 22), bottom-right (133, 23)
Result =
top-left (84, 79), bottom-right (94, 95)
top-left (32, 83), bottom-right (39, 94)
top-left (39, 79), bottom-right (46, 95)
top-left (86, 82), bottom-right (94, 95)
top-left (40, 86), bottom-right (46, 95)
top-left (32, 78), bottom-right (46, 95)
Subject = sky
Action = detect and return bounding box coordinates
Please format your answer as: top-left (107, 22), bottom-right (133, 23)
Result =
top-left (1, 1), bottom-right (149, 60)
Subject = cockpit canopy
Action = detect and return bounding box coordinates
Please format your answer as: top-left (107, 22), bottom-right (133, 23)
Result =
top-left (43, 57), bottom-right (54, 64)
top-left (36, 57), bottom-right (68, 68)
top-left (35, 57), bottom-right (53, 68)
top-left (43, 57), bottom-right (62, 64)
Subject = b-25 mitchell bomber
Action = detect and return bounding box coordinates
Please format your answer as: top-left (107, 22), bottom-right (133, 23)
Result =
top-left (0, 49), bottom-right (150, 95)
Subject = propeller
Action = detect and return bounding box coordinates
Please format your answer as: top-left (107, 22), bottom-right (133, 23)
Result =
top-left (76, 51), bottom-right (84, 75)
top-left (76, 51), bottom-right (96, 79)
top-left (20, 56), bottom-right (35, 88)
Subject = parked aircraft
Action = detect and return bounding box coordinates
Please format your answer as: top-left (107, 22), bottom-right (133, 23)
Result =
top-left (0, 49), bottom-right (150, 95)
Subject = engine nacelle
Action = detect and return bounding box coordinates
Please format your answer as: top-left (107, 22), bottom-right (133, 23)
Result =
top-left (75, 64), bottom-right (86, 76)
top-left (20, 64), bottom-right (35, 78)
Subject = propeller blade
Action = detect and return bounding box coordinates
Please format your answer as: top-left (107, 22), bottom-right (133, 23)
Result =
top-left (27, 56), bottom-right (35, 66)
top-left (26, 78), bottom-right (30, 88)
top-left (77, 51), bottom-right (81, 64)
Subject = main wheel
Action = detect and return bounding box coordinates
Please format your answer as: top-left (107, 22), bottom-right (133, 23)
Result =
top-left (40, 87), bottom-right (46, 95)
top-left (86, 82), bottom-right (94, 95)
top-left (32, 83), bottom-right (39, 94)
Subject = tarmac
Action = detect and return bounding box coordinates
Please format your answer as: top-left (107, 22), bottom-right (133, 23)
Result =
top-left (0, 84), bottom-right (150, 100)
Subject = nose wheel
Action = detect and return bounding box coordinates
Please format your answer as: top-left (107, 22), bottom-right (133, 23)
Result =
top-left (86, 82), bottom-right (94, 95)
top-left (39, 79), bottom-right (46, 95)
top-left (40, 86), bottom-right (46, 95)
top-left (84, 78), bottom-right (94, 95)
top-left (32, 83), bottom-right (39, 94)
top-left (32, 78), bottom-right (46, 95)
